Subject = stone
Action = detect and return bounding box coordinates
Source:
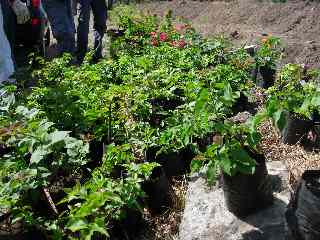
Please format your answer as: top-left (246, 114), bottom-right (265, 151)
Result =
top-left (228, 111), bottom-right (252, 124)
top-left (179, 161), bottom-right (290, 240)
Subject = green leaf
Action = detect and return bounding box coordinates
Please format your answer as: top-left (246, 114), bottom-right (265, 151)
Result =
top-left (236, 162), bottom-right (255, 175)
top-left (190, 158), bottom-right (203, 173)
top-left (230, 147), bottom-right (256, 175)
top-left (86, 218), bottom-right (109, 240)
top-left (30, 147), bottom-right (50, 164)
top-left (206, 161), bottom-right (217, 185)
top-left (299, 97), bottom-right (312, 118)
top-left (246, 131), bottom-right (261, 148)
top-left (223, 83), bottom-right (233, 102)
top-left (220, 155), bottom-right (232, 176)
top-left (311, 93), bottom-right (320, 107)
top-left (266, 98), bottom-right (278, 117)
top-left (16, 106), bottom-right (39, 119)
top-left (67, 218), bottom-right (88, 232)
top-left (273, 109), bottom-right (287, 131)
top-left (195, 88), bottom-right (208, 112)
top-left (246, 110), bottom-right (267, 130)
top-left (48, 131), bottom-right (70, 145)
top-left (40, 120), bottom-right (55, 131)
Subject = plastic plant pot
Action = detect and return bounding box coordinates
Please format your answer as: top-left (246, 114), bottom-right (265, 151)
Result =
top-left (281, 112), bottom-right (313, 147)
top-left (222, 151), bottom-right (274, 217)
top-left (285, 170), bottom-right (320, 240)
top-left (257, 66), bottom-right (276, 89)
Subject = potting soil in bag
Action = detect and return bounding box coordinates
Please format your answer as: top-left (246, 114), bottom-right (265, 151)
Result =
top-left (282, 112), bottom-right (313, 146)
top-left (141, 167), bottom-right (172, 214)
top-left (257, 66), bottom-right (276, 89)
top-left (285, 170), bottom-right (320, 240)
top-left (222, 152), bottom-right (274, 217)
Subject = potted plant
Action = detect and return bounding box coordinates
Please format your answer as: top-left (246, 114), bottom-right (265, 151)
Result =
top-left (265, 64), bottom-right (320, 147)
top-left (255, 36), bottom-right (282, 88)
top-left (191, 122), bottom-right (273, 217)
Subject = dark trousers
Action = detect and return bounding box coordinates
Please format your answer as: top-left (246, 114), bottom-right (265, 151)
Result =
top-left (77, 0), bottom-right (107, 62)
top-left (42, 0), bottom-right (75, 55)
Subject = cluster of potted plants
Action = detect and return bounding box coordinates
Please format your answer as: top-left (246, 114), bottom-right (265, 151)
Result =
top-left (265, 63), bottom-right (320, 147)
top-left (1, 6), bottom-right (258, 238)
top-left (1, 4), bottom-right (320, 240)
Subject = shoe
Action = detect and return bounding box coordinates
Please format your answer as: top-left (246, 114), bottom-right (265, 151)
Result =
top-left (0, 78), bottom-right (16, 86)
top-left (90, 55), bottom-right (103, 64)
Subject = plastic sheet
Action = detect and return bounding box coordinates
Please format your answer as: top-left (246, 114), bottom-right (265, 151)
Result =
top-left (286, 170), bottom-right (320, 240)
top-left (281, 112), bottom-right (313, 146)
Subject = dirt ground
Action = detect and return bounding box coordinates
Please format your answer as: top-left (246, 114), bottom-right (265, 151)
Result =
top-left (136, 0), bottom-right (320, 68)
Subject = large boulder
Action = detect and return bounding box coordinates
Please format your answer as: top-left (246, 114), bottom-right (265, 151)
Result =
top-left (179, 161), bottom-right (290, 240)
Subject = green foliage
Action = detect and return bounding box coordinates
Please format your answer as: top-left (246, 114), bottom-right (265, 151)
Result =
top-left (0, 87), bottom-right (89, 225)
top-left (255, 36), bottom-right (283, 69)
top-left (0, 4), bottom-right (269, 239)
top-left (58, 146), bottom-right (158, 239)
top-left (29, 57), bottom-right (117, 139)
top-left (191, 122), bottom-right (260, 185)
top-left (265, 64), bottom-right (320, 129)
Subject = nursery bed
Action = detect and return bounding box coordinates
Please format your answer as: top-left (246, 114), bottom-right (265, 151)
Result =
top-left (138, 0), bottom-right (320, 68)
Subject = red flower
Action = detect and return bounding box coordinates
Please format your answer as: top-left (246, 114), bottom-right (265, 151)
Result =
top-left (159, 32), bottom-right (168, 42)
top-left (151, 39), bottom-right (159, 46)
top-left (178, 39), bottom-right (186, 48)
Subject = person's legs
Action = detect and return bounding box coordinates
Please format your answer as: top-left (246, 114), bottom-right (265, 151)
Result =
top-left (76, 0), bottom-right (91, 63)
top-left (65, 0), bottom-right (76, 54)
top-left (1, 0), bottom-right (15, 47)
top-left (0, 2), bottom-right (15, 82)
top-left (42, 0), bottom-right (75, 55)
top-left (91, 0), bottom-right (106, 61)
top-left (1, 0), bottom-right (16, 63)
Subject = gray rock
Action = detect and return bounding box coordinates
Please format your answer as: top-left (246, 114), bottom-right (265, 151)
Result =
top-left (228, 111), bottom-right (252, 124)
top-left (179, 161), bottom-right (290, 240)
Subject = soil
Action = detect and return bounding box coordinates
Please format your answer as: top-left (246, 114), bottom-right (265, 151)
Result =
top-left (137, 0), bottom-right (320, 68)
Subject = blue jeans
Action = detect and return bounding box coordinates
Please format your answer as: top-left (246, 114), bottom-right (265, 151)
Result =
top-left (0, 0), bottom-right (15, 50)
top-left (77, 0), bottom-right (107, 62)
top-left (1, 0), bottom-right (16, 67)
top-left (0, 1), bottom-right (15, 80)
top-left (42, 0), bottom-right (75, 55)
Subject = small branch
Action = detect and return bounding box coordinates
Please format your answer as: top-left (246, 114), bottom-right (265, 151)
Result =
top-left (43, 188), bottom-right (58, 215)
top-left (124, 95), bottom-right (144, 161)
top-left (107, 102), bottom-right (112, 144)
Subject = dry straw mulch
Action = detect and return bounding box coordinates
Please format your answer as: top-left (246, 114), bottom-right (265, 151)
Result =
top-left (259, 119), bottom-right (320, 187)
top-left (134, 177), bottom-right (187, 240)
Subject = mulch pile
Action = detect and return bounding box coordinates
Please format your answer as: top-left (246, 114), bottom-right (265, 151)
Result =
top-left (259, 119), bottom-right (320, 187)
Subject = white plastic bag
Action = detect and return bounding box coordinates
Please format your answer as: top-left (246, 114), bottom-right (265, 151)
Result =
top-left (0, 4), bottom-right (15, 82)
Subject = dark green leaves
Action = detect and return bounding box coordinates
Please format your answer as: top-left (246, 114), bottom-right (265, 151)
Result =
top-left (195, 88), bottom-right (209, 113)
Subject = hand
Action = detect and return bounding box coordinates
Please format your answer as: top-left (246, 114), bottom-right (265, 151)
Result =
top-left (11, 0), bottom-right (30, 24)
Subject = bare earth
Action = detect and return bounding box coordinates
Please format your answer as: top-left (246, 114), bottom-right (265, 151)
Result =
top-left (137, 0), bottom-right (320, 68)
